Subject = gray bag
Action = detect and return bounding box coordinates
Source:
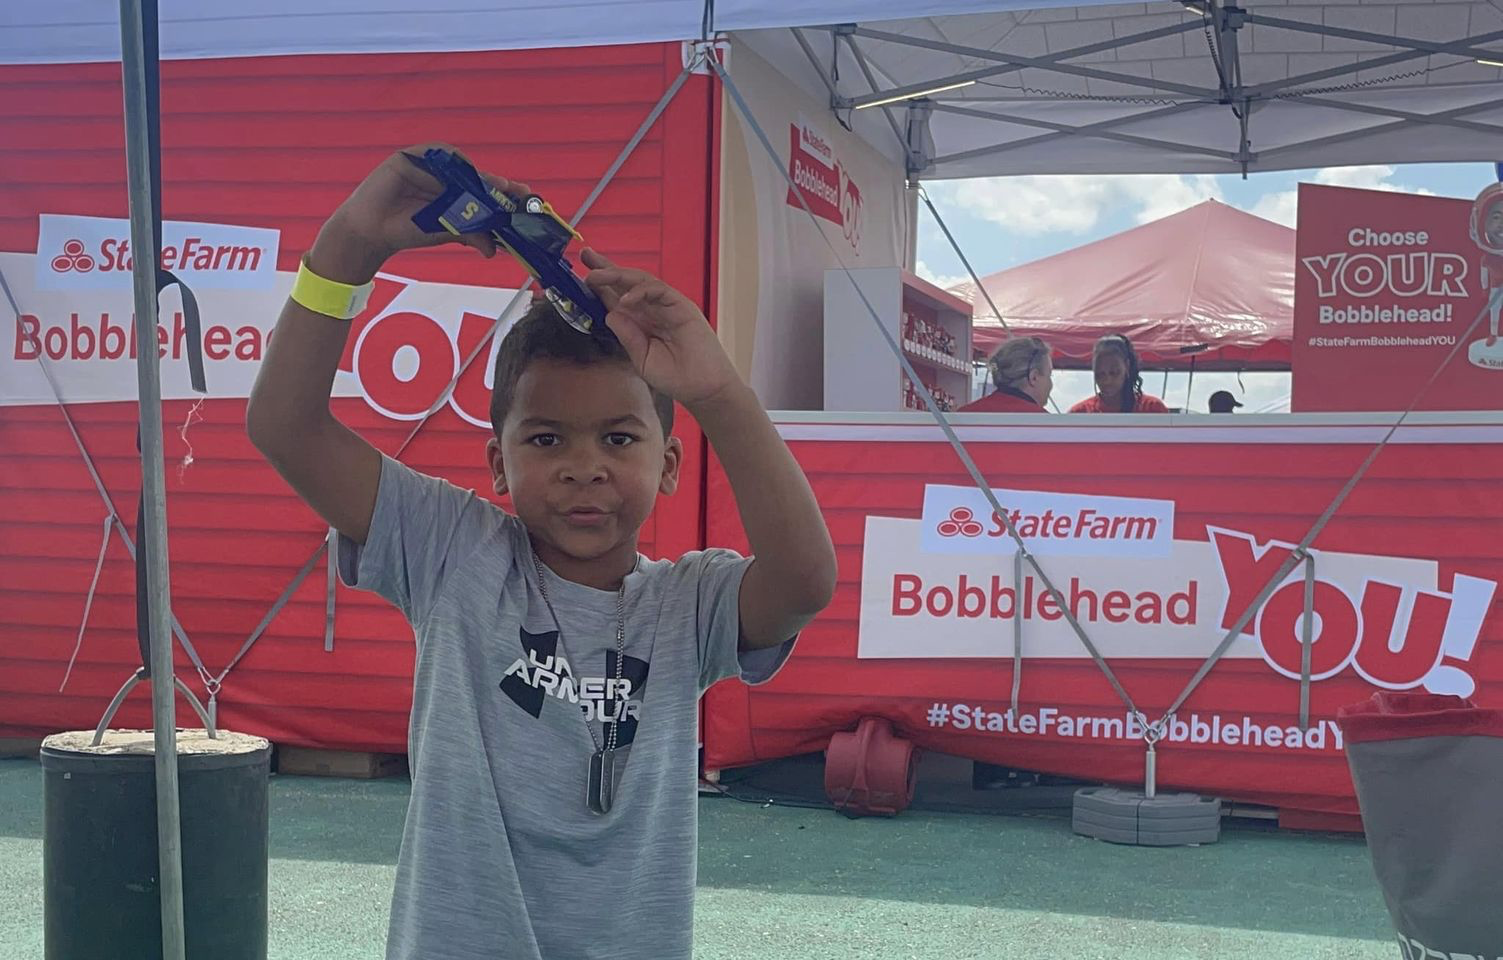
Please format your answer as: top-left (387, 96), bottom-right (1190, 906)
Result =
top-left (1338, 692), bottom-right (1503, 960)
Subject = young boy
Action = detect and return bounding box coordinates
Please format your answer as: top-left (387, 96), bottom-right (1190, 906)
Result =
top-left (246, 143), bottom-right (837, 960)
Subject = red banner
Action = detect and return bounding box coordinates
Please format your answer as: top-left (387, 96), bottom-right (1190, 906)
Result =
top-left (1292, 182), bottom-right (1503, 412)
top-left (784, 118), bottom-right (863, 251)
top-left (702, 417), bottom-right (1503, 816)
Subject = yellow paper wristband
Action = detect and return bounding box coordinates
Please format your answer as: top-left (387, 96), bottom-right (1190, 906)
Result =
top-left (290, 256), bottom-right (374, 321)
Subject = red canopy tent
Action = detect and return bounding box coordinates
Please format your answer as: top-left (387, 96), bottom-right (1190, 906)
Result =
top-left (962, 199), bottom-right (1294, 371)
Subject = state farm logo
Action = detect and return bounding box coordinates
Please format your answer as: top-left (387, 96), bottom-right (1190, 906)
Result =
top-left (67, 235), bottom-right (263, 273)
top-left (921, 485), bottom-right (1175, 559)
top-left (800, 121), bottom-right (834, 168)
top-left (51, 239), bottom-right (95, 274)
top-left (36, 214), bottom-right (279, 292)
top-left (937, 507), bottom-right (984, 538)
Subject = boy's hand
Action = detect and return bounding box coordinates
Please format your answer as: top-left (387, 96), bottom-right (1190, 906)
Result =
top-left (581, 249), bottom-right (740, 407)
top-left (308, 142), bottom-right (530, 285)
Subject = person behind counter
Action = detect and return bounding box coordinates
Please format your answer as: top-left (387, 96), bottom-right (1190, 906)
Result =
top-left (960, 336), bottom-right (1053, 412)
top-left (1069, 334), bottom-right (1169, 413)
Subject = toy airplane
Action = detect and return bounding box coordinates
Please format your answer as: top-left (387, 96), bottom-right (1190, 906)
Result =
top-left (405, 148), bottom-right (615, 344)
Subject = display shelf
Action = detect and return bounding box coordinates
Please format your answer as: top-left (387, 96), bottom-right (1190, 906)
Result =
top-left (901, 339), bottom-right (971, 374)
top-left (823, 267), bottom-right (975, 412)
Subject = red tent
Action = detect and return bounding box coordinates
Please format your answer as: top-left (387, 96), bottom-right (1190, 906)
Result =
top-left (962, 200), bottom-right (1294, 370)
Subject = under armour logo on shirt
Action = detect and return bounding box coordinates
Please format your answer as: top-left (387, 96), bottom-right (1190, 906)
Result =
top-left (500, 627), bottom-right (650, 746)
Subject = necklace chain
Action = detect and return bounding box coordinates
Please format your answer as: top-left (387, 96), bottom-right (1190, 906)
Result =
top-left (530, 552), bottom-right (629, 754)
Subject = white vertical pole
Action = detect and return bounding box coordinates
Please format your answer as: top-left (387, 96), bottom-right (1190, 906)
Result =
top-left (116, 2), bottom-right (187, 957)
top-left (1144, 742), bottom-right (1158, 799)
top-left (904, 183), bottom-right (920, 272)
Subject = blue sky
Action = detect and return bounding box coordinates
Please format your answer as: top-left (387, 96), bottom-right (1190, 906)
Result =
top-left (918, 162), bottom-right (1501, 412)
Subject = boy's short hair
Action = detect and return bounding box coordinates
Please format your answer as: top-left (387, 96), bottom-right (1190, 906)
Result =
top-left (489, 299), bottom-right (675, 439)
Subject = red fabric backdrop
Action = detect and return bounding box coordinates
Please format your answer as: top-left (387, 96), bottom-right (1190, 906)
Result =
top-left (0, 44), bottom-right (715, 749)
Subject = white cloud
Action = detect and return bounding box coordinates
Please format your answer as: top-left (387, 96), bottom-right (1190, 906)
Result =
top-left (1128, 175), bottom-right (1223, 224)
top-left (1249, 190), bottom-right (1299, 227)
top-left (1244, 165), bottom-right (1437, 227)
top-left (936, 174), bottom-right (1223, 236)
top-left (914, 259), bottom-right (970, 291)
top-left (1313, 165), bottom-right (1425, 192)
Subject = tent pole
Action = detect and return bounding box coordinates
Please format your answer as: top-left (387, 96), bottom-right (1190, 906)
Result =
top-left (1185, 356), bottom-right (1197, 412)
top-left (904, 183), bottom-right (919, 272)
top-left (117, 2), bottom-right (187, 958)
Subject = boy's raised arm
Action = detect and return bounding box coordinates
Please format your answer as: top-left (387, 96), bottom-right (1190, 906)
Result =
top-left (246, 144), bottom-right (521, 544)
top-left (687, 382), bottom-right (837, 649)
top-left (246, 226), bottom-right (385, 545)
top-left (582, 251), bottom-right (837, 650)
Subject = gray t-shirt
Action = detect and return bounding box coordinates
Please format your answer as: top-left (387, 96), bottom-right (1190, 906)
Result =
top-left (338, 456), bottom-right (794, 960)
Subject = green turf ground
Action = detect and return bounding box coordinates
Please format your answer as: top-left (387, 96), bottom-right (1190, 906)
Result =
top-left (0, 757), bottom-right (1399, 959)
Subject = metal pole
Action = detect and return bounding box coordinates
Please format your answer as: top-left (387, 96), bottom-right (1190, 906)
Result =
top-left (1144, 742), bottom-right (1158, 799)
top-left (117, 2), bottom-right (187, 958)
top-left (1185, 355), bottom-right (1197, 412)
top-left (904, 183), bottom-right (920, 272)
top-left (1299, 553), bottom-right (1316, 732)
top-left (1010, 548), bottom-right (1023, 717)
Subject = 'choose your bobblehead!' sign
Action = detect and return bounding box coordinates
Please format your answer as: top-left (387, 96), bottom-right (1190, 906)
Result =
top-left (1291, 182), bottom-right (1503, 412)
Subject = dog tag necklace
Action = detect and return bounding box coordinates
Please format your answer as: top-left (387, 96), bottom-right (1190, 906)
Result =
top-left (530, 551), bottom-right (631, 815)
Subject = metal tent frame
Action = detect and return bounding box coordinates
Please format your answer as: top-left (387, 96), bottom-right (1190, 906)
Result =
top-left (746, 2), bottom-right (1503, 178)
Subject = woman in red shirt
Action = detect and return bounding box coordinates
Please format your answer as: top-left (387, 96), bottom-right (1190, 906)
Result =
top-left (1069, 334), bottom-right (1169, 413)
top-left (962, 336), bottom-right (1053, 412)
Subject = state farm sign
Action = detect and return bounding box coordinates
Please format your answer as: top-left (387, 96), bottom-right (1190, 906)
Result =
top-left (36, 214), bottom-right (280, 291)
top-left (860, 498), bottom-right (1496, 698)
top-left (3, 251), bottom-right (523, 421)
top-left (786, 116), bottom-right (863, 251)
top-left (921, 484), bottom-right (1174, 558)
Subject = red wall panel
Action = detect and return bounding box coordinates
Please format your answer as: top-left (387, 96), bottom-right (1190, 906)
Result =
top-left (0, 43), bottom-right (715, 750)
top-left (702, 420), bottom-right (1503, 816)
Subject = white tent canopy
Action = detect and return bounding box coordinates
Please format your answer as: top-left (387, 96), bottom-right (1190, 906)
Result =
top-left (4, 0), bottom-right (1502, 177)
top-left (738, 1), bottom-right (1503, 176)
top-left (0, 0), bottom-right (1111, 62)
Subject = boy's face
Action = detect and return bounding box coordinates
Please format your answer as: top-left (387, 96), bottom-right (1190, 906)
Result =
top-left (488, 358), bottom-right (681, 574)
